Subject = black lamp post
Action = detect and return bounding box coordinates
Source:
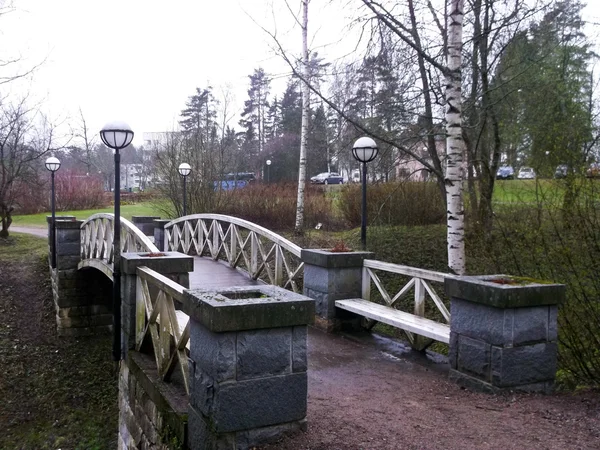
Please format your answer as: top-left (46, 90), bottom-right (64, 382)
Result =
top-left (45, 156), bottom-right (61, 269)
top-left (266, 159), bottom-right (271, 184)
top-left (352, 137), bottom-right (378, 250)
top-left (178, 163), bottom-right (191, 216)
top-left (100, 121), bottom-right (134, 362)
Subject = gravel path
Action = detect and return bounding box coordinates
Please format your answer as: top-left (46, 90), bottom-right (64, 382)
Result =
top-left (10, 226), bottom-right (47, 238)
top-left (262, 329), bottom-right (600, 449)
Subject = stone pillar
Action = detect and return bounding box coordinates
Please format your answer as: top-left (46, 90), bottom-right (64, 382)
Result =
top-left (120, 252), bottom-right (194, 356)
top-left (131, 216), bottom-right (160, 237)
top-left (46, 215), bottom-right (76, 266)
top-left (51, 219), bottom-right (113, 336)
top-left (182, 285), bottom-right (314, 449)
top-left (153, 219), bottom-right (171, 251)
top-left (445, 275), bottom-right (564, 393)
top-left (301, 249), bottom-right (373, 332)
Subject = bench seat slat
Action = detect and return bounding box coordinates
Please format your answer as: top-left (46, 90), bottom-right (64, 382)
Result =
top-left (335, 298), bottom-right (450, 344)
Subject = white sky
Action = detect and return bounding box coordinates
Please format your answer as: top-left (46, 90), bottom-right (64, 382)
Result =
top-left (2, 0), bottom-right (599, 148)
top-left (2, 0), bottom-right (354, 146)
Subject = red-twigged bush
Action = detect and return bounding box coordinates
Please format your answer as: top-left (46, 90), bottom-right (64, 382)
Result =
top-left (55, 170), bottom-right (108, 211)
top-left (339, 181), bottom-right (445, 227)
top-left (213, 183), bottom-right (345, 231)
top-left (12, 178), bottom-right (49, 214)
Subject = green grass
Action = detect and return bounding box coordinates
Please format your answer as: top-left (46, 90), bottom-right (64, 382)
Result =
top-left (0, 232), bottom-right (48, 260)
top-left (492, 178), bottom-right (600, 204)
top-left (12, 202), bottom-right (164, 228)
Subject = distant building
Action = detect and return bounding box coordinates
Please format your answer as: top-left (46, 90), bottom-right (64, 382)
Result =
top-left (395, 126), bottom-right (446, 182)
top-left (120, 163), bottom-right (143, 191)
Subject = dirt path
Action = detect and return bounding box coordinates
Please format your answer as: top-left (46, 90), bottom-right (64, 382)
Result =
top-left (263, 329), bottom-right (600, 449)
top-left (0, 243), bottom-right (117, 448)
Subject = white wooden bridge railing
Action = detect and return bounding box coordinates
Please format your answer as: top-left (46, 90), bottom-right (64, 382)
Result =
top-left (337, 260), bottom-right (457, 349)
top-left (80, 213), bottom-right (159, 276)
top-left (164, 214), bottom-right (304, 293)
top-left (136, 266), bottom-right (190, 394)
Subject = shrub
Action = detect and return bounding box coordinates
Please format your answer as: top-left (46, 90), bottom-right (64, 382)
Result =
top-left (55, 170), bottom-right (108, 211)
top-left (211, 183), bottom-right (345, 232)
top-left (473, 178), bottom-right (600, 388)
top-left (12, 179), bottom-right (48, 215)
top-left (339, 181), bottom-right (445, 227)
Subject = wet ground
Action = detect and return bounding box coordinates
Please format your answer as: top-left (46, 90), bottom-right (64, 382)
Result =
top-left (261, 328), bottom-right (600, 449)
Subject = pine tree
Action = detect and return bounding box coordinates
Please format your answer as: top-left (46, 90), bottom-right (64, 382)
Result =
top-left (239, 68), bottom-right (271, 169)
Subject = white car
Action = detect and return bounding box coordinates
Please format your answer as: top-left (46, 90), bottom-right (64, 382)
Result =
top-left (517, 167), bottom-right (536, 180)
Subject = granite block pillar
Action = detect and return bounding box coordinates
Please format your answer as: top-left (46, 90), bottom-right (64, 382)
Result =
top-left (131, 216), bottom-right (160, 237)
top-left (46, 215), bottom-right (76, 267)
top-left (50, 218), bottom-right (113, 336)
top-left (445, 275), bottom-right (564, 393)
top-left (120, 252), bottom-right (194, 357)
top-left (182, 285), bottom-right (314, 449)
top-left (153, 219), bottom-right (171, 251)
top-left (301, 249), bottom-right (373, 331)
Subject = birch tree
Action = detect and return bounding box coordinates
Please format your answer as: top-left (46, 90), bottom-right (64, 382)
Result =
top-left (445, 0), bottom-right (466, 274)
top-left (295, 0), bottom-right (310, 233)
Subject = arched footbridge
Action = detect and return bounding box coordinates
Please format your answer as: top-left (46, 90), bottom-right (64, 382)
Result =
top-left (45, 212), bottom-right (560, 448)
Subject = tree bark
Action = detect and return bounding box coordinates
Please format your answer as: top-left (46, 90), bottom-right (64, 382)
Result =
top-left (445, 0), bottom-right (466, 275)
top-left (295, 0), bottom-right (310, 233)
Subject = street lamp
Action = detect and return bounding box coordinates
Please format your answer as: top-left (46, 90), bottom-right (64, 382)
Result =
top-left (100, 120), bottom-right (134, 362)
top-left (352, 137), bottom-right (378, 250)
top-left (266, 159), bottom-right (272, 183)
top-left (45, 156), bottom-right (61, 269)
top-left (178, 163), bottom-right (191, 216)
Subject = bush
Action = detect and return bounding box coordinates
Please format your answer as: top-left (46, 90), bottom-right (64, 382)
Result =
top-left (55, 171), bottom-right (108, 211)
top-left (339, 181), bottom-right (445, 227)
top-left (211, 183), bottom-right (345, 232)
top-left (471, 178), bottom-right (600, 388)
top-left (12, 179), bottom-right (48, 215)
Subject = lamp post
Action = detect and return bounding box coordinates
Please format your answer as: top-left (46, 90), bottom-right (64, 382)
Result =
top-left (100, 121), bottom-right (134, 362)
top-left (266, 159), bottom-right (271, 183)
top-left (45, 156), bottom-right (61, 269)
top-left (178, 163), bottom-right (191, 216)
top-left (352, 137), bottom-right (378, 250)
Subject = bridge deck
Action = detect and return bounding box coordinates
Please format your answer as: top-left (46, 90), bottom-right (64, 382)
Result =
top-left (189, 256), bottom-right (261, 290)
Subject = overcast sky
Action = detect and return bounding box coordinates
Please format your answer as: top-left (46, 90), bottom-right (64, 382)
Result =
top-left (2, 0), bottom-right (599, 147)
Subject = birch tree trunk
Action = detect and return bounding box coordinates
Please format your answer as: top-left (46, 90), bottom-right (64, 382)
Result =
top-left (445, 0), bottom-right (466, 275)
top-left (295, 0), bottom-right (309, 233)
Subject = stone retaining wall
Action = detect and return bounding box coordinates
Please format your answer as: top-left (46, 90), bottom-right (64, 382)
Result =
top-left (119, 352), bottom-right (187, 450)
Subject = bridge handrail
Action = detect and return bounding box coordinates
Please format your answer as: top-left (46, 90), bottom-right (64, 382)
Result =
top-left (164, 214), bottom-right (303, 292)
top-left (135, 266), bottom-right (190, 394)
top-left (358, 259), bottom-right (457, 348)
top-left (81, 213), bottom-right (159, 266)
top-left (164, 214), bottom-right (301, 257)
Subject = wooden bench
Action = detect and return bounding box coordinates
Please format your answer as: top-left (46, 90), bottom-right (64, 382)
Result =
top-left (335, 298), bottom-right (450, 344)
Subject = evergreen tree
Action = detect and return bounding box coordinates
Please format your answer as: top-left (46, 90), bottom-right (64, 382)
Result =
top-left (239, 68), bottom-right (271, 169)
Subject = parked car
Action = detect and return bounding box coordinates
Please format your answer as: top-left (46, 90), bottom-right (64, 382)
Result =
top-left (517, 167), bottom-right (536, 179)
top-left (310, 172), bottom-right (344, 185)
top-left (496, 165), bottom-right (515, 180)
top-left (586, 163), bottom-right (600, 178)
top-left (554, 165), bottom-right (569, 179)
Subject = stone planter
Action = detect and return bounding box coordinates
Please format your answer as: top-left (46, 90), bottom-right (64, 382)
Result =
top-left (446, 275), bottom-right (564, 393)
top-left (301, 248), bottom-right (373, 331)
top-left (183, 285), bottom-right (314, 449)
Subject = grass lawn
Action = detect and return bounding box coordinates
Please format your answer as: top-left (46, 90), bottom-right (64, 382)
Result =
top-left (492, 177), bottom-right (600, 204)
top-left (0, 233), bottom-right (117, 448)
top-left (12, 202), bottom-right (165, 228)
